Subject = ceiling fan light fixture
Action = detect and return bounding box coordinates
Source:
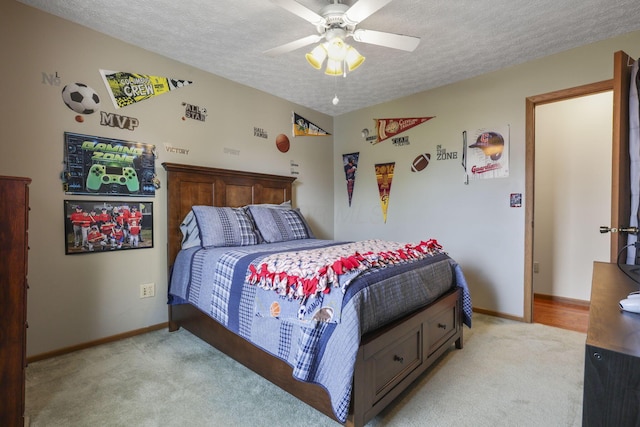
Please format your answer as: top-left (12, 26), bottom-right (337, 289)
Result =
top-left (305, 35), bottom-right (364, 75)
top-left (345, 46), bottom-right (365, 71)
top-left (270, 0), bottom-right (421, 78)
top-left (305, 44), bottom-right (327, 69)
top-left (325, 36), bottom-right (348, 61)
top-left (324, 58), bottom-right (343, 76)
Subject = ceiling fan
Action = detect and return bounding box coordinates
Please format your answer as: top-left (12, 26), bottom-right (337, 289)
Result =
top-left (265, 0), bottom-right (420, 74)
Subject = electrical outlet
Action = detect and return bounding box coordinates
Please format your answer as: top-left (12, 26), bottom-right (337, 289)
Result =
top-left (140, 283), bottom-right (155, 298)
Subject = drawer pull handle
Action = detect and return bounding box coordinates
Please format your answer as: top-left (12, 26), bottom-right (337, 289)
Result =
top-left (393, 355), bottom-right (404, 363)
top-left (438, 323), bottom-right (447, 330)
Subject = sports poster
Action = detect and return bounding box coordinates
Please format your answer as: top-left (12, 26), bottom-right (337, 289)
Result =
top-left (64, 200), bottom-right (153, 254)
top-left (100, 70), bottom-right (192, 109)
top-left (293, 112), bottom-right (331, 137)
top-left (463, 126), bottom-right (510, 181)
top-left (63, 132), bottom-right (156, 196)
top-left (375, 162), bottom-right (395, 223)
top-left (342, 152), bottom-right (359, 206)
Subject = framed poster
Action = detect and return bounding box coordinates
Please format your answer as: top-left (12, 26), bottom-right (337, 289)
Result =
top-left (63, 132), bottom-right (156, 196)
top-left (64, 200), bottom-right (153, 254)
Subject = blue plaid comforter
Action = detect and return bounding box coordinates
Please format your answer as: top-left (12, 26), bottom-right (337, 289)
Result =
top-left (169, 239), bottom-right (472, 423)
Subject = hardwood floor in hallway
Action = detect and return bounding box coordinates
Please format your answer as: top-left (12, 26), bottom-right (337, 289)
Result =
top-left (533, 294), bottom-right (589, 334)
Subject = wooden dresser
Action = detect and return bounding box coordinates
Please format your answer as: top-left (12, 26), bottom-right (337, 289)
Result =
top-left (583, 261), bottom-right (640, 426)
top-left (0, 176), bottom-right (31, 426)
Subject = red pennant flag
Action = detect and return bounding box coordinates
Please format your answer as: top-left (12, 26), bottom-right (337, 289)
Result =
top-left (374, 117), bottom-right (434, 143)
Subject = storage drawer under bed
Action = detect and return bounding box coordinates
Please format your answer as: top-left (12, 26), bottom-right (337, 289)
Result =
top-left (365, 318), bottom-right (423, 402)
top-left (353, 288), bottom-right (462, 425)
top-left (425, 300), bottom-right (458, 358)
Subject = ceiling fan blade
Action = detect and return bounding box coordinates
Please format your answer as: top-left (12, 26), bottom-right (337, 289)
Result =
top-left (264, 34), bottom-right (324, 56)
top-left (344, 0), bottom-right (394, 25)
top-left (352, 29), bottom-right (420, 52)
top-left (270, 0), bottom-right (326, 26)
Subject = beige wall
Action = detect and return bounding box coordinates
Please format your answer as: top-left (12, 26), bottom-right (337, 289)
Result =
top-left (334, 30), bottom-right (640, 318)
top-left (1, 0), bottom-right (333, 357)
top-left (5, 0), bottom-right (640, 356)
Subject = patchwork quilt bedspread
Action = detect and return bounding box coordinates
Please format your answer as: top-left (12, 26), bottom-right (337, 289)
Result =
top-left (169, 238), bottom-right (472, 423)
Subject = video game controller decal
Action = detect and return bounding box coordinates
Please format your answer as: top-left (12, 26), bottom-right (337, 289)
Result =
top-left (86, 164), bottom-right (140, 193)
top-left (64, 132), bottom-right (155, 196)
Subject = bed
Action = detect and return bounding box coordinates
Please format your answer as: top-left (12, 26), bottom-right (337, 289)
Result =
top-left (162, 162), bottom-right (472, 427)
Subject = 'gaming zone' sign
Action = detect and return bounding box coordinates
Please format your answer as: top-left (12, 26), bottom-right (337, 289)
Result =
top-left (63, 132), bottom-right (156, 196)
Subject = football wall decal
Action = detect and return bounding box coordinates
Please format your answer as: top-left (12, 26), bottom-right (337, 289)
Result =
top-left (62, 83), bottom-right (101, 114)
top-left (411, 153), bottom-right (431, 172)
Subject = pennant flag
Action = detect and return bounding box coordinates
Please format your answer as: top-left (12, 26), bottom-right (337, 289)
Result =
top-left (375, 162), bottom-right (395, 223)
top-left (100, 70), bottom-right (192, 109)
top-left (342, 152), bottom-right (359, 206)
top-left (373, 117), bottom-right (434, 144)
top-left (293, 112), bottom-right (331, 137)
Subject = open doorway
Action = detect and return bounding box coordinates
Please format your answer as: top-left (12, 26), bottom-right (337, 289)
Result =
top-left (533, 92), bottom-right (613, 301)
top-left (524, 80), bottom-right (614, 323)
top-left (532, 91), bottom-right (613, 331)
top-left (523, 51), bottom-right (634, 325)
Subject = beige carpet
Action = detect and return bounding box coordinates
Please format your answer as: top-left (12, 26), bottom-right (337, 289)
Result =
top-left (25, 313), bottom-right (585, 426)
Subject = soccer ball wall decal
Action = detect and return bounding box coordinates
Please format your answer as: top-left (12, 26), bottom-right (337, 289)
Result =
top-left (61, 83), bottom-right (101, 114)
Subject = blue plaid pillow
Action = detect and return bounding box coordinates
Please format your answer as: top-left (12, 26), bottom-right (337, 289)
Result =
top-left (247, 205), bottom-right (314, 243)
top-left (191, 206), bottom-right (260, 247)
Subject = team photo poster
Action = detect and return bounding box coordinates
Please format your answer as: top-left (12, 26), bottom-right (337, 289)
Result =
top-left (64, 200), bottom-right (153, 255)
top-left (63, 132), bottom-right (156, 196)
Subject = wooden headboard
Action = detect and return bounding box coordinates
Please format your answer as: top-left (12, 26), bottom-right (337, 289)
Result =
top-left (162, 163), bottom-right (296, 267)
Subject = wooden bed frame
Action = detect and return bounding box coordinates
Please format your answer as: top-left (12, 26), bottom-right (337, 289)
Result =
top-left (163, 162), bottom-right (463, 427)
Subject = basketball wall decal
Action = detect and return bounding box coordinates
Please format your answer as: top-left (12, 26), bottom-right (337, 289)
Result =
top-left (411, 153), bottom-right (431, 172)
top-left (276, 133), bottom-right (290, 153)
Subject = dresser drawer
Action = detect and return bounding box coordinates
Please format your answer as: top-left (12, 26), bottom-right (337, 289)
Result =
top-left (426, 302), bottom-right (458, 357)
top-left (366, 324), bottom-right (422, 402)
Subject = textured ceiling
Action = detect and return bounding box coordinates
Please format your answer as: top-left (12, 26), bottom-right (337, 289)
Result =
top-left (16, 0), bottom-right (640, 116)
